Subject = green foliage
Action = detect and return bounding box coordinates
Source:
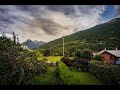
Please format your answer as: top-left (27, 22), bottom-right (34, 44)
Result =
top-left (58, 62), bottom-right (80, 85)
top-left (0, 36), bottom-right (23, 85)
top-left (0, 35), bottom-right (47, 85)
top-left (75, 49), bottom-right (81, 58)
top-left (81, 49), bottom-right (93, 59)
top-left (57, 61), bottom-right (103, 85)
top-left (88, 61), bottom-right (120, 85)
top-left (43, 49), bottom-right (50, 56)
top-left (31, 67), bottom-right (57, 85)
top-left (93, 55), bottom-right (104, 61)
top-left (74, 49), bottom-right (93, 59)
top-left (36, 51), bottom-right (44, 60)
top-left (20, 51), bottom-right (47, 84)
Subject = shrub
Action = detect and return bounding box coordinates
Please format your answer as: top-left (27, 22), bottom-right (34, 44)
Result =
top-left (88, 61), bottom-right (120, 85)
top-left (93, 55), bottom-right (104, 61)
top-left (61, 57), bottom-right (89, 72)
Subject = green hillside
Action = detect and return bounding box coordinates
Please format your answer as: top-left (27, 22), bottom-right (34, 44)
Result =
top-left (39, 18), bottom-right (120, 55)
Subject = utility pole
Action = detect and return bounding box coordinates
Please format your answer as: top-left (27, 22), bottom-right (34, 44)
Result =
top-left (63, 36), bottom-right (64, 57)
top-left (17, 35), bottom-right (19, 44)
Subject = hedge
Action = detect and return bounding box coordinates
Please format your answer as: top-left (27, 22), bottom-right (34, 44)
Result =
top-left (61, 57), bottom-right (89, 71)
top-left (57, 62), bottom-right (80, 85)
top-left (88, 61), bottom-right (120, 85)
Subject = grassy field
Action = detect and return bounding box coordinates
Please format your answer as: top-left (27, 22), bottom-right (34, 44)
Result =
top-left (31, 67), bottom-right (57, 85)
top-left (45, 56), bottom-right (62, 62)
top-left (38, 56), bottom-right (73, 62)
top-left (37, 56), bottom-right (62, 62)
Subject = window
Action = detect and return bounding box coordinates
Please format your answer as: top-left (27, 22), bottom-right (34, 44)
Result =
top-left (110, 56), bottom-right (114, 60)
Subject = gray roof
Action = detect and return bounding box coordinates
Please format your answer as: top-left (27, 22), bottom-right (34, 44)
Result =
top-left (98, 50), bottom-right (120, 57)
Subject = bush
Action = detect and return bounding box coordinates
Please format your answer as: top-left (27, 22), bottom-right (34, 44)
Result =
top-left (88, 61), bottom-right (120, 85)
top-left (93, 55), bottom-right (104, 61)
top-left (61, 57), bottom-right (89, 72)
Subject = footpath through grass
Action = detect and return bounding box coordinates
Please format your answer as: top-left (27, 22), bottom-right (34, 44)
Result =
top-left (31, 67), bottom-right (57, 85)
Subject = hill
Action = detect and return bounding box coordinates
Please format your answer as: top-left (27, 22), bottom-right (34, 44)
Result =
top-left (39, 18), bottom-right (120, 55)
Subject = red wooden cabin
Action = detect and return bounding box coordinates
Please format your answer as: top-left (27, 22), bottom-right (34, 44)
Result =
top-left (98, 49), bottom-right (120, 64)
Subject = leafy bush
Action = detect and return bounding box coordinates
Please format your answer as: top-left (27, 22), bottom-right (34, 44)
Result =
top-left (88, 61), bottom-right (120, 85)
top-left (61, 57), bottom-right (89, 71)
top-left (93, 55), bottom-right (104, 61)
top-left (19, 51), bottom-right (47, 84)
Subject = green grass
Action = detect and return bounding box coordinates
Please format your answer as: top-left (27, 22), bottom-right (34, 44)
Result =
top-left (37, 56), bottom-right (73, 62)
top-left (31, 67), bottom-right (57, 85)
top-left (37, 56), bottom-right (45, 60)
top-left (72, 71), bottom-right (103, 85)
top-left (45, 56), bottom-right (62, 62)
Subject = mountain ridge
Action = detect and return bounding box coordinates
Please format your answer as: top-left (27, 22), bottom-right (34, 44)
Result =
top-left (39, 18), bottom-right (120, 52)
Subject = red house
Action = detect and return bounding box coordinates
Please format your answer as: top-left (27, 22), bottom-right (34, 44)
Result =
top-left (98, 49), bottom-right (120, 64)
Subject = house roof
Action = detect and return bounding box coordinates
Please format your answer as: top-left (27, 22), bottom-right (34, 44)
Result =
top-left (92, 51), bottom-right (99, 56)
top-left (98, 50), bottom-right (120, 57)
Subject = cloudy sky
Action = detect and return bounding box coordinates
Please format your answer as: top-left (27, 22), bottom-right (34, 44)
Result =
top-left (0, 5), bottom-right (120, 43)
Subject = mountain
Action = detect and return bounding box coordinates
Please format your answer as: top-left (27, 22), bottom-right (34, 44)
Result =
top-left (40, 18), bottom-right (120, 53)
top-left (22, 39), bottom-right (46, 49)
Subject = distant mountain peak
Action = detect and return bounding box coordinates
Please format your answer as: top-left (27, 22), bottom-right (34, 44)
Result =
top-left (26, 39), bottom-right (32, 42)
top-left (21, 39), bottom-right (46, 49)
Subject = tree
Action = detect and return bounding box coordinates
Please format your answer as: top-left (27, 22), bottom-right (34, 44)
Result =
top-left (43, 49), bottom-right (50, 56)
top-left (0, 34), bottom-right (47, 85)
top-left (75, 49), bottom-right (81, 58)
top-left (81, 49), bottom-right (93, 59)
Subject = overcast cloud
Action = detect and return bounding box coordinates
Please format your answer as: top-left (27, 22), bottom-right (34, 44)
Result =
top-left (0, 5), bottom-right (119, 43)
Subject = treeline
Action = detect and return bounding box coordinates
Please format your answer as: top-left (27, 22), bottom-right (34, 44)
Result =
top-left (38, 47), bottom-right (93, 59)
top-left (0, 32), bottom-right (47, 85)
